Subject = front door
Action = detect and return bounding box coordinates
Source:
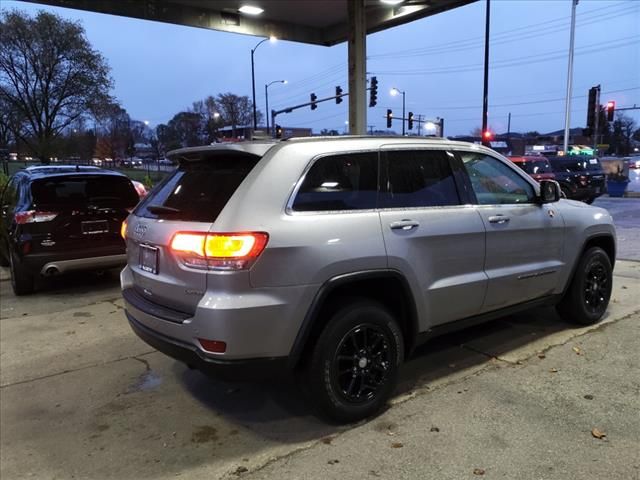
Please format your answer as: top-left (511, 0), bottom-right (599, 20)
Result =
top-left (458, 151), bottom-right (565, 312)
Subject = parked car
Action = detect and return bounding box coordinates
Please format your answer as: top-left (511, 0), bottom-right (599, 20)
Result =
top-left (0, 165), bottom-right (139, 294)
top-left (121, 158), bottom-right (143, 168)
top-left (547, 156), bottom-right (605, 203)
top-left (508, 155), bottom-right (556, 183)
top-left (121, 138), bottom-right (615, 423)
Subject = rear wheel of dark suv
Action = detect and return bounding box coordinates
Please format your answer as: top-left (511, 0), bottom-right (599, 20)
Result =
top-left (305, 299), bottom-right (404, 423)
top-left (9, 249), bottom-right (34, 295)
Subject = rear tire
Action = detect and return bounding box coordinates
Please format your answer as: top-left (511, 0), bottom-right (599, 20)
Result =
top-left (9, 250), bottom-right (34, 296)
top-left (305, 299), bottom-right (403, 423)
top-left (0, 241), bottom-right (9, 267)
top-left (557, 247), bottom-right (612, 326)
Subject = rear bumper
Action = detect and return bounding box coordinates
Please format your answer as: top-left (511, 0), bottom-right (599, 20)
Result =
top-left (126, 311), bottom-right (289, 380)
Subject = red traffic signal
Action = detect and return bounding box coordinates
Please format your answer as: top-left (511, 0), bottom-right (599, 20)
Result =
top-left (483, 130), bottom-right (494, 140)
top-left (605, 100), bottom-right (615, 121)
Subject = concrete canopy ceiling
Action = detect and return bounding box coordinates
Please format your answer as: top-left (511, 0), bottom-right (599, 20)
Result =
top-left (21, 0), bottom-right (477, 46)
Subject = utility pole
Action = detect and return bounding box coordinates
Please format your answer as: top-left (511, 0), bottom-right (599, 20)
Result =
top-left (481, 0), bottom-right (491, 147)
top-left (417, 114), bottom-right (423, 136)
top-left (507, 112), bottom-right (511, 137)
top-left (592, 86), bottom-right (600, 152)
top-left (563, 0), bottom-right (579, 155)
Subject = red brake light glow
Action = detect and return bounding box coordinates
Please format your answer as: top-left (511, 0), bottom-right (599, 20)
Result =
top-left (14, 210), bottom-right (58, 224)
top-left (170, 232), bottom-right (268, 271)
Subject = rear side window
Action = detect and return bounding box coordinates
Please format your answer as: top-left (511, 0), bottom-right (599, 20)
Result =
top-left (292, 152), bottom-right (378, 212)
top-left (136, 153), bottom-right (260, 222)
top-left (380, 150), bottom-right (461, 208)
top-left (31, 175), bottom-right (139, 209)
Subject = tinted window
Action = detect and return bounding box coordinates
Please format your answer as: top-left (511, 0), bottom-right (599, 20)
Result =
top-left (136, 152), bottom-right (260, 222)
top-left (292, 152), bottom-right (378, 212)
top-left (549, 157), bottom-right (602, 172)
top-left (31, 175), bottom-right (139, 209)
top-left (381, 150), bottom-right (460, 208)
top-left (460, 152), bottom-right (535, 205)
top-left (518, 159), bottom-right (553, 175)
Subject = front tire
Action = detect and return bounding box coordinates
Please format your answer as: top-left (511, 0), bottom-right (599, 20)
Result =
top-left (305, 299), bottom-right (404, 423)
top-left (557, 247), bottom-right (612, 325)
top-left (9, 250), bottom-right (34, 295)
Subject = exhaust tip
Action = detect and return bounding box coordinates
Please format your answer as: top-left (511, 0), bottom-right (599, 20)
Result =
top-left (45, 266), bottom-right (59, 276)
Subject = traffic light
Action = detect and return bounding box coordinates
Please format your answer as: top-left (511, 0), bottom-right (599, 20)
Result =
top-left (408, 112), bottom-right (414, 130)
top-left (335, 86), bottom-right (343, 104)
top-left (606, 100), bottom-right (615, 121)
top-left (586, 85), bottom-right (600, 129)
top-left (483, 130), bottom-right (494, 141)
top-left (275, 125), bottom-right (283, 138)
top-left (369, 76), bottom-right (378, 107)
top-left (386, 109), bottom-right (392, 128)
top-left (310, 93), bottom-right (317, 110)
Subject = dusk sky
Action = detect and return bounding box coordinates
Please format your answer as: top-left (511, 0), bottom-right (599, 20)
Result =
top-left (4, 0), bottom-right (640, 136)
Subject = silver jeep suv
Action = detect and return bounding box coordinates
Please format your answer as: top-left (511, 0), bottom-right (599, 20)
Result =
top-left (121, 137), bottom-right (615, 422)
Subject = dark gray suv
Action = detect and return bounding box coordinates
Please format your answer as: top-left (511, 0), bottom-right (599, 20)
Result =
top-left (121, 137), bottom-right (616, 423)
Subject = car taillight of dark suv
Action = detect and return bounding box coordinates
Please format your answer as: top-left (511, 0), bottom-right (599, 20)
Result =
top-left (547, 156), bottom-right (606, 203)
top-left (0, 165), bottom-right (140, 294)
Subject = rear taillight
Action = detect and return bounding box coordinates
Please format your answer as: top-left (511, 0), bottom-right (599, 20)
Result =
top-left (170, 232), bottom-right (268, 271)
top-left (579, 175), bottom-right (588, 186)
top-left (121, 219), bottom-right (128, 240)
top-left (14, 210), bottom-right (58, 224)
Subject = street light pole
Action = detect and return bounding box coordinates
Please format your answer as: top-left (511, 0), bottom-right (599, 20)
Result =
top-left (563, 0), bottom-right (579, 155)
top-left (481, 0), bottom-right (491, 147)
top-left (250, 37), bottom-right (275, 131)
top-left (265, 80), bottom-right (287, 136)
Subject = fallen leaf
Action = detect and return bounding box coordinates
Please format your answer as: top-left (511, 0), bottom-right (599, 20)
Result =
top-left (549, 368), bottom-right (558, 373)
top-left (621, 285), bottom-right (627, 289)
top-left (583, 394), bottom-right (594, 400)
top-left (591, 428), bottom-right (606, 439)
top-left (572, 346), bottom-right (582, 355)
top-left (327, 459), bottom-right (340, 465)
top-left (391, 442), bottom-right (404, 448)
top-left (473, 468), bottom-right (486, 475)
top-left (321, 436), bottom-right (333, 444)
top-left (537, 353), bottom-right (546, 359)
top-left (430, 426), bottom-right (440, 432)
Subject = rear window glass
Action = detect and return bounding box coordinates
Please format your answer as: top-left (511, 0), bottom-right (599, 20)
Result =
top-left (31, 175), bottom-right (139, 209)
top-left (292, 152), bottom-right (378, 212)
top-left (381, 150), bottom-right (461, 208)
top-left (136, 153), bottom-right (260, 222)
top-left (517, 159), bottom-right (553, 175)
top-left (549, 157), bottom-right (602, 172)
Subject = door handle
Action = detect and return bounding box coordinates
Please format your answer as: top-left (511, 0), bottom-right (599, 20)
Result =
top-left (488, 215), bottom-right (510, 224)
top-left (390, 219), bottom-right (419, 231)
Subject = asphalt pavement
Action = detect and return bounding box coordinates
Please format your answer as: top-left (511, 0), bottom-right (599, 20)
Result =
top-left (0, 196), bottom-right (638, 480)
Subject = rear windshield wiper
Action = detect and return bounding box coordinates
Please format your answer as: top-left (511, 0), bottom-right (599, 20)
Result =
top-left (147, 205), bottom-right (181, 214)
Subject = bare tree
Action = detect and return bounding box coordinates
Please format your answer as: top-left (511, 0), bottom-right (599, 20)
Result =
top-left (0, 10), bottom-right (112, 163)
top-left (215, 93), bottom-right (261, 138)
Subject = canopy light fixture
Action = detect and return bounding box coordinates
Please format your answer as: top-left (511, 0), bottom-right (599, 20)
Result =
top-left (381, 0), bottom-right (404, 5)
top-left (238, 5), bottom-right (264, 15)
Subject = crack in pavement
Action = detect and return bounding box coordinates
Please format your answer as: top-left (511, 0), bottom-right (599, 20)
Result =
top-left (0, 349), bottom-right (156, 389)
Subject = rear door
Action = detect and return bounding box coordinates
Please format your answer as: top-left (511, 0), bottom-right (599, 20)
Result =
top-left (127, 152), bottom-right (261, 314)
top-left (458, 151), bottom-right (565, 312)
top-left (378, 147), bottom-right (487, 327)
top-left (28, 174), bottom-right (139, 256)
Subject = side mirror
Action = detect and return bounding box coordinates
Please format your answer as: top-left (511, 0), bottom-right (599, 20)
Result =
top-left (539, 180), bottom-right (561, 204)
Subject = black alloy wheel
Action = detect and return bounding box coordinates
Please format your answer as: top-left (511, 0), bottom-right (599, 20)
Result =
top-left (332, 324), bottom-right (392, 404)
top-left (305, 299), bottom-right (403, 423)
top-left (557, 246), bottom-right (612, 325)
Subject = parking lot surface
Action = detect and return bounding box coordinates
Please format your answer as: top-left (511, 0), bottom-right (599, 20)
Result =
top-left (1, 197), bottom-right (639, 480)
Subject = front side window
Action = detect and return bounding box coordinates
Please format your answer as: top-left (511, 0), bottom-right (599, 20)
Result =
top-left (380, 150), bottom-right (461, 208)
top-left (292, 152), bottom-right (378, 212)
top-left (460, 152), bottom-right (535, 205)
